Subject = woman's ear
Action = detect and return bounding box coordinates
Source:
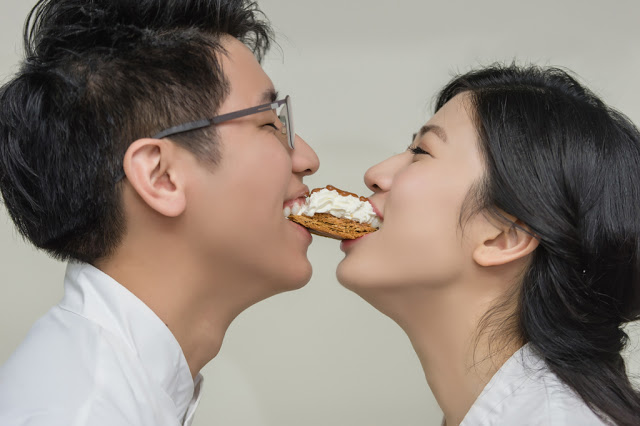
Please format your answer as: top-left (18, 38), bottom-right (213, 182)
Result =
top-left (122, 138), bottom-right (186, 217)
top-left (472, 214), bottom-right (539, 267)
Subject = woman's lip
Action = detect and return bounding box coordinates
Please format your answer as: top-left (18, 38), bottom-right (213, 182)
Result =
top-left (340, 232), bottom-right (373, 252)
top-left (368, 201), bottom-right (384, 221)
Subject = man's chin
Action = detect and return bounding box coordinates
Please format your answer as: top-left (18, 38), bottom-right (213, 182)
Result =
top-left (266, 259), bottom-right (313, 294)
top-left (284, 261), bottom-right (313, 291)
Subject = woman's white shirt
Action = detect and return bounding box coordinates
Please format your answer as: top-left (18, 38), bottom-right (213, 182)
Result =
top-left (456, 343), bottom-right (607, 425)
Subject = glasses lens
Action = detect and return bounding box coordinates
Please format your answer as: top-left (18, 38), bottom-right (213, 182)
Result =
top-left (278, 96), bottom-right (294, 149)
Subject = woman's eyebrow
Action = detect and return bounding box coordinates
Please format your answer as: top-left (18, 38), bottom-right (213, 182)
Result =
top-left (418, 124), bottom-right (448, 143)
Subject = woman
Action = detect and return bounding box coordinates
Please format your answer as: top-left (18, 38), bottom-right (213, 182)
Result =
top-left (337, 65), bottom-right (640, 425)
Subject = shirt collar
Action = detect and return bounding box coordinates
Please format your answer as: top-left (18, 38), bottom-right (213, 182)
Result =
top-left (59, 262), bottom-right (201, 423)
top-left (460, 343), bottom-right (541, 425)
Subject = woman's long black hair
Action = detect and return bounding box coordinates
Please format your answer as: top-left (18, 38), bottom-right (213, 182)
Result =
top-left (436, 65), bottom-right (640, 425)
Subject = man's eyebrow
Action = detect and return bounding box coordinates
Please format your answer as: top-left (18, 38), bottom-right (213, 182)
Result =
top-left (259, 88), bottom-right (279, 104)
top-left (418, 124), bottom-right (448, 143)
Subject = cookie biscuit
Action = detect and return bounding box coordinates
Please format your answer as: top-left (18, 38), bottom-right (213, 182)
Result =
top-left (288, 212), bottom-right (378, 240)
top-left (287, 185), bottom-right (380, 240)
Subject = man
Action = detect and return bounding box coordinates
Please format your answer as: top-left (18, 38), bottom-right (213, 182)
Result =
top-left (0, 0), bottom-right (319, 425)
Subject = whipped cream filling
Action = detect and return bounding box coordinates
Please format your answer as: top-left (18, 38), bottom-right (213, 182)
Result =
top-left (287, 188), bottom-right (381, 228)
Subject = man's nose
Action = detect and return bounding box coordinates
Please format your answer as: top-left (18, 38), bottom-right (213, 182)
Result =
top-left (292, 134), bottom-right (320, 176)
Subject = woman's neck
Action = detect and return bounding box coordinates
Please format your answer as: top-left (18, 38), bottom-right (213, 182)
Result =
top-left (361, 282), bottom-right (521, 426)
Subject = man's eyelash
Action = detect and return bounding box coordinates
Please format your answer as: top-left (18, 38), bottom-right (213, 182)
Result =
top-left (409, 146), bottom-right (431, 156)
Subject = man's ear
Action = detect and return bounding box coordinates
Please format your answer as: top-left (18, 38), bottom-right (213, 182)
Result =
top-left (472, 214), bottom-right (539, 267)
top-left (122, 138), bottom-right (186, 217)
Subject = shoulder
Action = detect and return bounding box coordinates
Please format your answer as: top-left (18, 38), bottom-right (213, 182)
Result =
top-left (0, 307), bottom-right (152, 425)
top-left (464, 345), bottom-right (608, 426)
top-left (0, 305), bottom-right (127, 384)
top-left (500, 368), bottom-right (606, 426)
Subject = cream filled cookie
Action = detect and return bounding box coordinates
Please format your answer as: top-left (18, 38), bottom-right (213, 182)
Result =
top-left (286, 185), bottom-right (380, 240)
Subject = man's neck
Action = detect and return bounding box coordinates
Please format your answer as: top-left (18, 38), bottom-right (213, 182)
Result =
top-left (95, 241), bottom-right (266, 379)
top-left (360, 282), bottom-right (520, 426)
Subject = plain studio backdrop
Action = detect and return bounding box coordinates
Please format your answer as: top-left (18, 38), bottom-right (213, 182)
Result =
top-left (1, 1), bottom-right (639, 425)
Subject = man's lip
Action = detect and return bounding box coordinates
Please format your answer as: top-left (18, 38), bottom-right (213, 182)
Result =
top-left (283, 186), bottom-right (310, 209)
top-left (288, 219), bottom-right (313, 243)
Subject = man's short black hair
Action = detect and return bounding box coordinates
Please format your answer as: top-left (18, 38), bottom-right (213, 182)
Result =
top-left (0, 0), bottom-right (273, 263)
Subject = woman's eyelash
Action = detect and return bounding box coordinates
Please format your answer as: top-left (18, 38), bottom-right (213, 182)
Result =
top-left (409, 146), bottom-right (431, 156)
top-left (264, 122), bottom-right (278, 130)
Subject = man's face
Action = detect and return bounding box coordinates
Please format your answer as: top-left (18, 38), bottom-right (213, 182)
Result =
top-left (183, 37), bottom-right (319, 293)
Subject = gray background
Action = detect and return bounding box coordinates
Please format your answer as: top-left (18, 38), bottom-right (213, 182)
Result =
top-left (1, 1), bottom-right (639, 425)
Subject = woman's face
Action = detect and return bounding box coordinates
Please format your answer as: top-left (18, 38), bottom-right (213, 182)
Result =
top-left (337, 94), bottom-right (487, 291)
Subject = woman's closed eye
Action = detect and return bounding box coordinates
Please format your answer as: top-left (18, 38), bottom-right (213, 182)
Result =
top-left (409, 146), bottom-right (431, 156)
top-left (263, 122), bottom-right (279, 130)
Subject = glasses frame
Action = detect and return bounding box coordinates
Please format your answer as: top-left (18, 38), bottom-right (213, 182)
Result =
top-left (154, 95), bottom-right (294, 148)
top-left (115, 95), bottom-right (294, 183)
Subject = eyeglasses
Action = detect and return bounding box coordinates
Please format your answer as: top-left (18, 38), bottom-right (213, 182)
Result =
top-left (155, 94), bottom-right (294, 147)
top-left (115, 95), bottom-right (294, 182)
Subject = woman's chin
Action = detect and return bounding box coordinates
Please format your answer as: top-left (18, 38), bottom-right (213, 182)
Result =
top-left (335, 256), bottom-right (357, 287)
top-left (336, 256), bottom-right (380, 293)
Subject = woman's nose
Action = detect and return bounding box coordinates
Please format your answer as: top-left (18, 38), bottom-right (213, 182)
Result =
top-left (364, 153), bottom-right (407, 193)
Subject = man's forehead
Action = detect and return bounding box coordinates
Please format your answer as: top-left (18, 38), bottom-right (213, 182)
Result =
top-left (219, 37), bottom-right (276, 106)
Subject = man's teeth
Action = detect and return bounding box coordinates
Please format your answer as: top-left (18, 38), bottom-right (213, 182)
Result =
top-left (284, 201), bottom-right (306, 218)
top-left (291, 203), bottom-right (303, 215)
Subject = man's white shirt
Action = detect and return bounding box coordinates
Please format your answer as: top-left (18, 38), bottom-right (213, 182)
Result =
top-left (0, 262), bottom-right (203, 426)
